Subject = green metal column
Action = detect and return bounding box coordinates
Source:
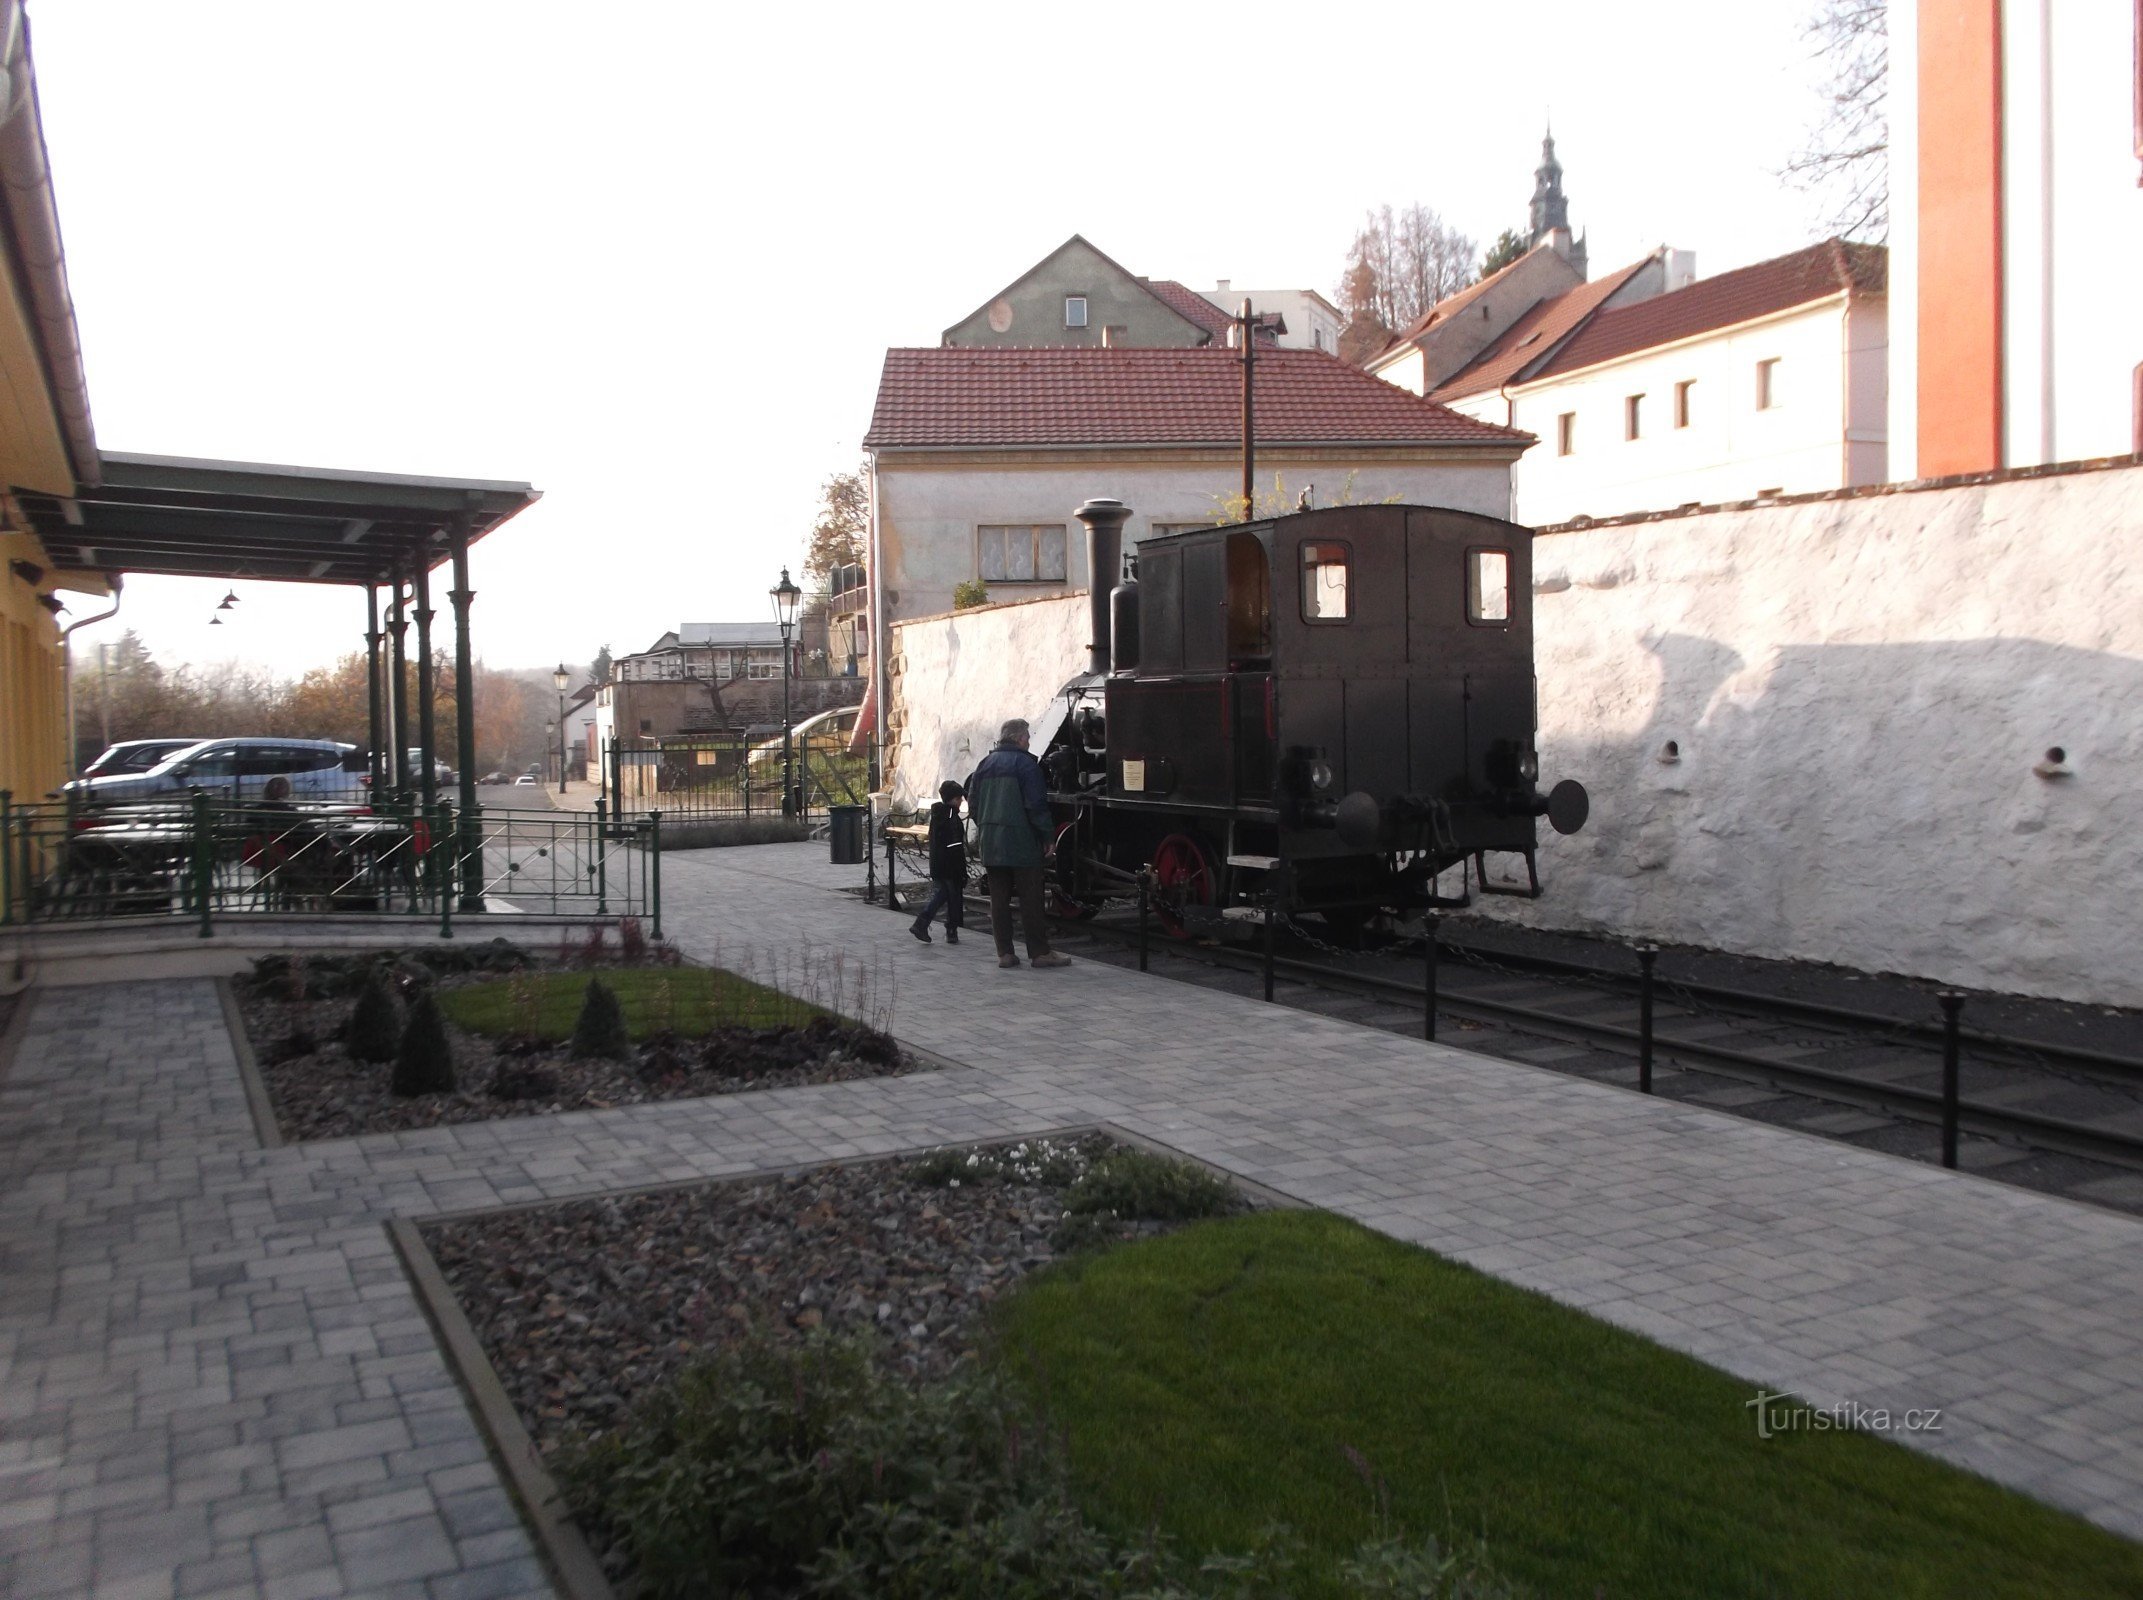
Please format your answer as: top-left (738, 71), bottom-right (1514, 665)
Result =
top-left (365, 586), bottom-right (385, 793)
top-left (449, 519), bottom-right (483, 912)
top-left (413, 551), bottom-right (438, 816)
top-left (388, 562), bottom-right (411, 801)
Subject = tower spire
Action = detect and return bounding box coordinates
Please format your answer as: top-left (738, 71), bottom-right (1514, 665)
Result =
top-left (1529, 125), bottom-right (1567, 243)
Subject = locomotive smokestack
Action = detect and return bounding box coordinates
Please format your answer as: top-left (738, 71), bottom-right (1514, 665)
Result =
top-left (1073, 497), bottom-right (1131, 677)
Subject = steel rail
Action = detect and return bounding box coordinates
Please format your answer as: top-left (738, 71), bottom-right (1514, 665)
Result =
top-left (1423, 934), bottom-right (2143, 1083)
top-left (938, 894), bottom-right (2143, 1174)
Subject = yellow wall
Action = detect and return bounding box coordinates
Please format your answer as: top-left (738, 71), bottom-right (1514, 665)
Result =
top-left (0, 528), bottom-right (68, 802)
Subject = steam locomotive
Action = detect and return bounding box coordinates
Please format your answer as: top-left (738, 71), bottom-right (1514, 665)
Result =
top-left (1034, 498), bottom-right (1588, 936)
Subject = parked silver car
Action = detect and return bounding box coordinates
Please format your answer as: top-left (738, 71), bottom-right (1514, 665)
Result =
top-left (74, 738), bottom-right (204, 784)
top-left (66, 738), bottom-right (367, 806)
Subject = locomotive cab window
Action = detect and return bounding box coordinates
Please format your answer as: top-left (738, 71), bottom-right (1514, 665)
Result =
top-left (1300, 540), bottom-right (1351, 623)
top-left (1467, 548), bottom-right (1511, 625)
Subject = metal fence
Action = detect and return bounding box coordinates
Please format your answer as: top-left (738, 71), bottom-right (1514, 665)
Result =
top-left (0, 793), bottom-right (664, 937)
top-left (603, 731), bottom-right (865, 823)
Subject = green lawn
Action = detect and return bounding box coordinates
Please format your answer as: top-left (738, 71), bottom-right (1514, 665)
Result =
top-left (992, 1209), bottom-right (2143, 1599)
top-left (436, 967), bottom-right (825, 1040)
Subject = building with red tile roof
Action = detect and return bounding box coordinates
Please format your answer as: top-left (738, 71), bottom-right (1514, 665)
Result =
top-left (1431, 239), bottom-right (1889, 525)
top-left (861, 344), bottom-right (1530, 633)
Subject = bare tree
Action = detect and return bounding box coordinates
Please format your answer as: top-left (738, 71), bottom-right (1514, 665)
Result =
top-left (1337, 204), bottom-right (1478, 332)
top-left (1784, 0), bottom-right (1887, 241)
top-left (805, 463), bottom-right (869, 581)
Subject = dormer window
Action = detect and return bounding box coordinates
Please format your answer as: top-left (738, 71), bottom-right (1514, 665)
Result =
top-left (1064, 296), bottom-right (1089, 329)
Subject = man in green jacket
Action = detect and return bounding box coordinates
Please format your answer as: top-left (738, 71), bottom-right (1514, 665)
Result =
top-left (964, 719), bottom-right (1071, 969)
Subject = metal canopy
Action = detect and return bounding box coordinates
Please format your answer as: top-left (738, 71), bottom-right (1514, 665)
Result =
top-left (18, 451), bottom-right (541, 586)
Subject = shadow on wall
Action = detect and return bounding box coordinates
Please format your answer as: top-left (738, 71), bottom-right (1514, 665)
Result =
top-left (1523, 630), bottom-right (2143, 1005)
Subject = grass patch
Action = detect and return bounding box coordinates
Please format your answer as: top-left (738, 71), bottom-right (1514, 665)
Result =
top-left (437, 967), bottom-right (825, 1041)
top-left (993, 1209), bottom-right (2143, 1600)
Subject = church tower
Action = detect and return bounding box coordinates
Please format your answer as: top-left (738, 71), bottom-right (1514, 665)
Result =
top-left (1527, 127), bottom-right (1587, 279)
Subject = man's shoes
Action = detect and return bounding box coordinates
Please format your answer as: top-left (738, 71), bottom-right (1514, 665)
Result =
top-left (1029, 951), bottom-right (1072, 969)
top-left (909, 924), bottom-right (931, 944)
top-left (998, 953), bottom-right (1021, 969)
top-left (945, 931), bottom-right (959, 945)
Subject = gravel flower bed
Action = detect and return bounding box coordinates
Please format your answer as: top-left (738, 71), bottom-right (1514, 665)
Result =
top-left (234, 945), bottom-right (915, 1143)
top-left (421, 1135), bottom-right (1251, 1457)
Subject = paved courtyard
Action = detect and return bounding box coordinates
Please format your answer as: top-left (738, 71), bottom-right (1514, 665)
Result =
top-left (3, 839), bottom-right (2141, 1598)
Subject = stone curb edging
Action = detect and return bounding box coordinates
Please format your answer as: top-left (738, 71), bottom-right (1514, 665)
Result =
top-left (388, 1214), bottom-right (618, 1600)
top-left (386, 1122), bottom-right (1304, 1600)
top-left (217, 975), bottom-right (286, 1150)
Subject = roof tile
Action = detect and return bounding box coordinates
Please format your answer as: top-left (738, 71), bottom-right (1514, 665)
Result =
top-left (863, 347), bottom-right (1531, 450)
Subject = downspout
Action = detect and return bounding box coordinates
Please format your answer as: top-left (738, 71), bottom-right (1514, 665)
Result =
top-left (57, 573), bottom-right (121, 778)
top-left (0, 0), bottom-right (99, 488)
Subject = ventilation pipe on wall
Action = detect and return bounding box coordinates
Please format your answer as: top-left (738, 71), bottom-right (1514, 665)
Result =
top-left (1073, 497), bottom-right (1131, 677)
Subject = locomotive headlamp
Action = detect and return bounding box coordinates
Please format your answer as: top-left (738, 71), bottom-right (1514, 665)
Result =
top-left (1308, 758), bottom-right (1334, 793)
top-left (1518, 750), bottom-right (1539, 784)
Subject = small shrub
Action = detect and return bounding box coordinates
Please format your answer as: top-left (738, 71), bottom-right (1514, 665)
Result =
top-left (952, 578), bottom-right (990, 610)
top-left (571, 976), bottom-right (632, 1060)
top-left (390, 992), bottom-right (456, 1097)
top-left (1062, 1149), bottom-right (1235, 1223)
top-left (618, 916), bottom-right (648, 964)
top-left (346, 971), bottom-right (402, 1063)
top-left (553, 1335), bottom-right (1076, 1600)
top-left (906, 1137), bottom-right (1091, 1191)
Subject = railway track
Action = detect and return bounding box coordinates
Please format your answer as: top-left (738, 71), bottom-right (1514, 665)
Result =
top-left (869, 876), bottom-right (2143, 1208)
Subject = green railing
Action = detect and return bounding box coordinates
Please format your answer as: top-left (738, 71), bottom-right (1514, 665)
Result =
top-left (0, 792), bottom-right (663, 938)
top-left (606, 730), bottom-right (865, 823)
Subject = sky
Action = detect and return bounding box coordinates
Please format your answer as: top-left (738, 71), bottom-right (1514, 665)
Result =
top-left (32, 0), bottom-right (1842, 679)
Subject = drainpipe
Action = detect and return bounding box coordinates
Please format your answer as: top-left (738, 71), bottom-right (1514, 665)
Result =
top-left (57, 573), bottom-right (121, 778)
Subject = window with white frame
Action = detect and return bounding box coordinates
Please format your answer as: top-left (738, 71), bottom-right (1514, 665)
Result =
top-left (978, 524), bottom-right (1069, 583)
top-left (1625, 393), bottom-right (1644, 440)
top-left (1064, 296), bottom-right (1088, 328)
top-left (1675, 380), bottom-right (1695, 428)
top-left (1557, 412), bottom-right (1576, 455)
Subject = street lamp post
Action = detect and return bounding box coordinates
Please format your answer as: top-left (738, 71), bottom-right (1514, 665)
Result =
top-left (552, 664), bottom-right (570, 795)
top-left (771, 567), bottom-right (802, 817)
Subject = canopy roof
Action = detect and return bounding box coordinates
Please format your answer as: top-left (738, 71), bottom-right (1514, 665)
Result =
top-left (19, 451), bottom-right (541, 587)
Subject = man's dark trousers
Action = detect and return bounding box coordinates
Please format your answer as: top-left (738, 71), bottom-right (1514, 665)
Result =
top-left (985, 864), bottom-right (1049, 960)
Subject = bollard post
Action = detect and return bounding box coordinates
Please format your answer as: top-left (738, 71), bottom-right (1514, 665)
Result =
top-left (885, 826), bottom-right (897, 911)
top-left (1423, 914), bottom-right (1439, 1042)
top-left (1939, 990), bottom-right (1964, 1168)
top-left (1261, 894), bottom-right (1277, 1002)
top-left (1137, 866), bottom-right (1151, 973)
top-left (595, 798), bottom-right (609, 914)
top-left (648, 809), bottom-right (663, 943)
top-left (1637, 944), bottom-right (1657, 1093)
top-left (192, 791), bottom-right (214, 939)
top-left (865, 815), bottom-right (877, 904)
top-left (0, 791), bottom-right (12, 927)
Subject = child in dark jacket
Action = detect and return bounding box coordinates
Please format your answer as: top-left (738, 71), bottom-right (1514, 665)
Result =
top-left (909, 781), bottom-right (969, 944)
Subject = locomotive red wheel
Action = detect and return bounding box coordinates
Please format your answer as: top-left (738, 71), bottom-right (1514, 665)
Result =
top-left (1148, 832), bottom-right (1215, 938)
top-left (1047, 821), bottom-right (1101, 920)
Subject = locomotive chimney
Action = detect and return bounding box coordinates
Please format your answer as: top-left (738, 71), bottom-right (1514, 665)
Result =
top-left (1073, 497), bottom-right (1131, 677)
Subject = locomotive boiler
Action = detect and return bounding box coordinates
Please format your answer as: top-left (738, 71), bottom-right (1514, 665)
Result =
top-left (1034, 497), bottom-right (1588, 936)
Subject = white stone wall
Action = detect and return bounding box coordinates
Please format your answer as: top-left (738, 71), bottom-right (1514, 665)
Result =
top-left (1506, 463), bottom-right (2143, 1006)
top-left (887, 592), bottom-right (1090, 808)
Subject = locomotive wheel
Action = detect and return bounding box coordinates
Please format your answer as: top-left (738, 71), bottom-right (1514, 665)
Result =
top-left (1149, 832), bottom-right (1216, 938)
top-left (1047, 821), bottom-right (1102, 920)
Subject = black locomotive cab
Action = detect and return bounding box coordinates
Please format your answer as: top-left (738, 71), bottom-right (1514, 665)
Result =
top-left (1040, 500), bottom-right (1587, 936)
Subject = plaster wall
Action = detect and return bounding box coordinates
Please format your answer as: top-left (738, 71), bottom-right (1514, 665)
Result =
top-left (873, 454), bottom-right (1513, 623)
top-left (942, 239), bottom-right (1205, 348)
top-left (1502, 462), bottom-right (2143, 1006)
top-left (887, 591), bottom-right (1089, 806)
top-left (1457, 300), bottom-right (1881, 525)
top-left (1203, 289), bottom-right (1344, 355)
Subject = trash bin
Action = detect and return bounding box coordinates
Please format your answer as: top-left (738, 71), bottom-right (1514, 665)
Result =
top-left (828, 803), bottom-right (867, 865)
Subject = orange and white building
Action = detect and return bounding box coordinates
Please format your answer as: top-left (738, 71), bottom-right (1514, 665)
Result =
top-left (1888, 0), bottom-right (2143, 476)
